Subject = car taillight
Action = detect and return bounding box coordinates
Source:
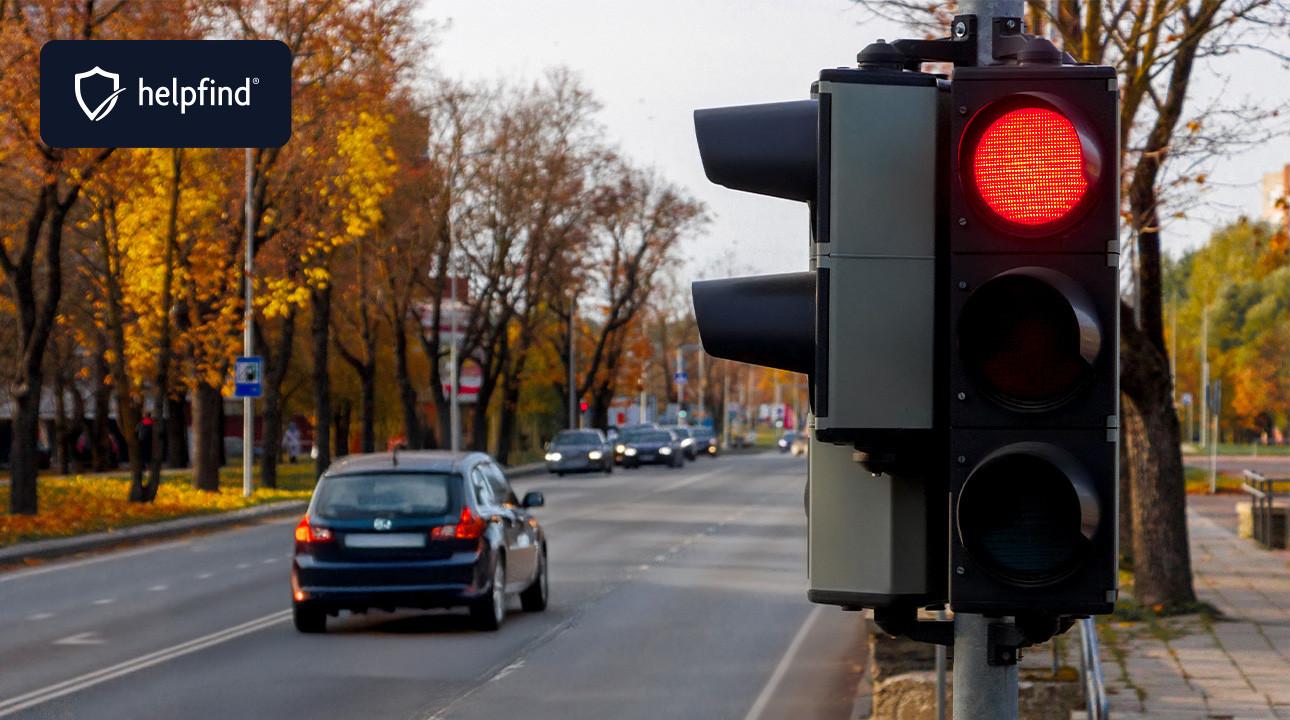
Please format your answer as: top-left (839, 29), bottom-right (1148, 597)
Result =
top-left (431, 506), bottom-right (487, 540)
top-left (970, 106), bottom-right (1089, 227)
top-left (294, 514), bottom-right (333, 544)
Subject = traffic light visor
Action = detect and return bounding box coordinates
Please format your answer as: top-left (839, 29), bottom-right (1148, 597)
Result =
top-left (692, 272), bottom-right (814, 375)
top-left (693, 100), bottom-right (817, 202)
top-left (962, 98), bottom-right (1101, 233)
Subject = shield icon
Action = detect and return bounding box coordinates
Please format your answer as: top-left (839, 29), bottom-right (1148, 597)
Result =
top-left (74, 66), bottom-right (125, 122)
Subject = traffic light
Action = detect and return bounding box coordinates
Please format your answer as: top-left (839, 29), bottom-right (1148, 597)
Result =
top-left (692, 32), bottom-right (1119, 621)
top-left (947, 64), bottom-right (1119, 616)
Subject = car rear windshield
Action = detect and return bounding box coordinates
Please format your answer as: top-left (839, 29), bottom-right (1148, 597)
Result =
top-left (554, 431), bottom-right (601, 447)
top-left (313, 473), bottom-right (454, 519)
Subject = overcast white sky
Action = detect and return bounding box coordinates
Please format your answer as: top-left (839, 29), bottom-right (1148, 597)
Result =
top-left (421, 0), bottom-right (1290, 279)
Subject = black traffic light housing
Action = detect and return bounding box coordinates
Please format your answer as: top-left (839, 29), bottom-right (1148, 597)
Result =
top-left (947, 64), bottom-right (1119, 616)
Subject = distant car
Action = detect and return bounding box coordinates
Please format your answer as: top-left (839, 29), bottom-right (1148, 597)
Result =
top-left (778, 432), bottom-right (797, 453)
top-left (290, 450), bottom-right (548, 634)
top-left (544, 429), bottom-right (612, 475)
top-left (661, 425), bottom-right (698, 460)
top-left (615, 423), bottom-right (657, 464)
top-left (790, 433), bottom-right (809, 456)
top-left (622, 429), bottom-right (684, 469)
top-left (690, 427), bottom-right (719, 457)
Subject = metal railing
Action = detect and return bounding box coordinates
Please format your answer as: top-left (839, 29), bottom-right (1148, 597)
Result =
top-left (1242, 470), bottom-right (1285, 549)
top-left (1078, 617), bottom-right (1110, 720)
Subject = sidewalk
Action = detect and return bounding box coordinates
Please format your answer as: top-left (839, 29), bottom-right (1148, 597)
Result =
top-left (1099, 502), bottom-right (1290, 719)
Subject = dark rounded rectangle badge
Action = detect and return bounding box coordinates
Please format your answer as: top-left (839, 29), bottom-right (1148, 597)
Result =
top-left (41, 40), bottom-right (292, 148)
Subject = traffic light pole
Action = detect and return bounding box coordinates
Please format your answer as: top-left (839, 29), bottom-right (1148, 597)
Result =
top-left (953, 614), bottom-right (1019, 719)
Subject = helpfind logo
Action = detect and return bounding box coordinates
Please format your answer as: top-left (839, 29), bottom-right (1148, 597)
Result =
top-left (42, 40), bottom-right (291, 149)
top-left (74, 67), bottom-right (124, 121)
top-left (74, 66), bottom-right (257, 122)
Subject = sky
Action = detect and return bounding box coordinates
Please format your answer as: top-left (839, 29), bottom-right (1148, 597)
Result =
top-left (420, 0), bottom-right (1290, 279)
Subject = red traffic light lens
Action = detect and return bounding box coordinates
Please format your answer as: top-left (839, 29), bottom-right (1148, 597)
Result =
top-left (971, 107), bottom-right (1088, 227)
top-left (958, 270), bottom-right (1101, 411)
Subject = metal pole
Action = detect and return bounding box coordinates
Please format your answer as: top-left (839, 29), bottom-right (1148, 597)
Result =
top-left (959, 0), bottom-right (1024, 66)
top-left (675, 347), bottom-right (684, 424)
top-left (1170, 290), bottom-right (1178, 403)
top-left (698, 351), bottom-right (706, 425)
top-left (953, 614), bottom-right (1019, 720)
top-left (242, 148), bottom-right (254, 497)
top-left (568, 300), bottom-right (577, 429)
top-left (449, 271), bottom-right (460, 452)
top-left (722, 365), bottom-right (731, 447)
top-left (935, 608), bottom-right (948, 720)
top-left (1209, 381), bottom-right (1219, 493)
top-left (1200, 304), bottom-right (1209, 447)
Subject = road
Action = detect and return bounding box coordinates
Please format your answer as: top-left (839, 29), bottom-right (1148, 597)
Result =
top-left (0, 452), bottom-right (866, 720)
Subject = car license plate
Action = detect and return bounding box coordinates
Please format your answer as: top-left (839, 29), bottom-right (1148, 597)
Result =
top-left (344, 533), bottom-right (425, 549)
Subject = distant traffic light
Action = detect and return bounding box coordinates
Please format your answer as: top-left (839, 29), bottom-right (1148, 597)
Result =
top-left (947, 63), bottom-right (1119, 617)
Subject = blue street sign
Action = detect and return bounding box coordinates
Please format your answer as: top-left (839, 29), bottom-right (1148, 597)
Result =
top-left (674, 371), bottom-right (688, 385)
top-left (234, 356), bottom-right (263, 398)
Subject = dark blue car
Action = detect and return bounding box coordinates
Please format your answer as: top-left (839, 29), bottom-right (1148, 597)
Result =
top-left (291, 451), bottom-right (548, 633)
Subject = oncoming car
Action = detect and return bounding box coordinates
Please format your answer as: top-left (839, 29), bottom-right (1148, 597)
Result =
top-left (621, 429), bottom-right (684, 468)
top-left (690, 427), bottom-right (719, 457)
top-left (290, 451), bottom-right (548, 633)
top-left (544, 429), bottom-right (613, 475)
top-left (660, 425), bottom-right (698, 461)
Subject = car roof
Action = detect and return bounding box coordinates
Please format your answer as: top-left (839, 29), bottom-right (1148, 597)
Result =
top-left (322, 450), bottom-right (489, 477)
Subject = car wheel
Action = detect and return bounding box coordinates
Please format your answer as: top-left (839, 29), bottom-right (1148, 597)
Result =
top-left (557, 471), bottom-right (565, 477)
top-left (520, 547), bottom-right (549, 612)
top-left (471, 555), bottom-right (506, 631)
top-left (604, 462), bottom-right (612, 475)
top-left (292, 604), bottom-right (326, 634)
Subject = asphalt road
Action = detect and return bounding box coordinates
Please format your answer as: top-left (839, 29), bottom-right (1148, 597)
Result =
top-left (0, 452), bottom-right (866, 720)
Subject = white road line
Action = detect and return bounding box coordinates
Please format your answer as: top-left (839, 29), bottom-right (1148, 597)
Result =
top-left (26, 613), bottom-right (54, 621)
top-left (54, 632), bottom-right (104, 646)
top-left (742, 606), bottom-right (824, 720)
top-left (235, 562), bottom-right (251, 569)
top-left (91, 598), bottom-right (114, 606)
top-left (148, 584), bottom-right (168, 592)
top-left (261, 557), bottom-right (277, 564)
top-left (195, 572), bottom-right (214, 580)
top-left (0, 610), bottom-right (290, 717)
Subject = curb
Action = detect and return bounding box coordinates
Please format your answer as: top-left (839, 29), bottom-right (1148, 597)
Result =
top-left (0, 499), bottom-right (308, 567)
top-left (504, 462), bottom-right (548, 480)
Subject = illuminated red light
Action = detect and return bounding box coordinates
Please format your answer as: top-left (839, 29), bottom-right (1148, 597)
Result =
top-left (971, 107), bottom-right (1088, 226)
top-left (431, 506), bottom-right (487, 540)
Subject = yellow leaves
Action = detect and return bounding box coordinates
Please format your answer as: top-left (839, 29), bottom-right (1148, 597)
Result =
top-left (0, 475), bottom-right (310, 547)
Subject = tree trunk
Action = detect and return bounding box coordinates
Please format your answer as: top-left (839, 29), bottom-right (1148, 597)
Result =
top-left (359, 367), bottom-right (375, 453)
top-left (53, 371), bottom-right (71, 475)
top-left (8, 370), bottom-right (41, 514)
top-left (311, 284), bottom-right (333, 476)
top-left (333, 398), bottom-right (351, 458)
top-left (191, 381), bottom-right (223, 491)
top-left (260, 308), bottom-right (296, 490)
top-left (1119, 400), bottom-right (1136, 569)
top-left (91, 347), bottom-right (113, 472)
top-left (166, 395), bottom-right (188, 469)
top-left (1122, 306), bottom-right (1196, 608)
top-left (71, 383), bottom-right (87, 474)
top-left (393, 323), bottom-right (423, 449)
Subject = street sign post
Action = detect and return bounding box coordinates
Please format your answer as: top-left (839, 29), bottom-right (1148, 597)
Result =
top-left (234, 356), bottom-right (263, 399)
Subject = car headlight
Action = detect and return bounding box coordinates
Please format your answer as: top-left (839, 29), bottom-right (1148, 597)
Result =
top-left (708, 446), bottom-right (717, 454)
top-left (778, 439), bottom-right (788, 447)
top-left (659, 447), bottom-right (672, 455)
top-left (588, 450), bottom-right (603, 460)
top-left (615, 444), bottom-right (626, 454)
top-left (681, 438), bottom-right (693, 447)
top-left (545, 452), bottom-right (562, 462)
top-left (625, 447), bottom-right (637, 456)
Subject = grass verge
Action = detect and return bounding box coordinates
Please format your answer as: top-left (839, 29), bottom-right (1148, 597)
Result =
top-left (0, 463), bottom-right (316, 547)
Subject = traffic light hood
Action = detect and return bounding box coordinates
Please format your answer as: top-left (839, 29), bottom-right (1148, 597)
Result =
top-left (692, 272), bottom-right (814, 375)
top-left (693, 100), bottom-right (817, 202)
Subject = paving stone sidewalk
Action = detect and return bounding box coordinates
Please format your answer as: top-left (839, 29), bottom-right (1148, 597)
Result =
top-left (1100, 505), bottom-right (1290, 719)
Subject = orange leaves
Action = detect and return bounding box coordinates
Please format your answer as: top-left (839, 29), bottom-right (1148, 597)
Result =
top-left (0, 476), bottom-right (310, 547)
